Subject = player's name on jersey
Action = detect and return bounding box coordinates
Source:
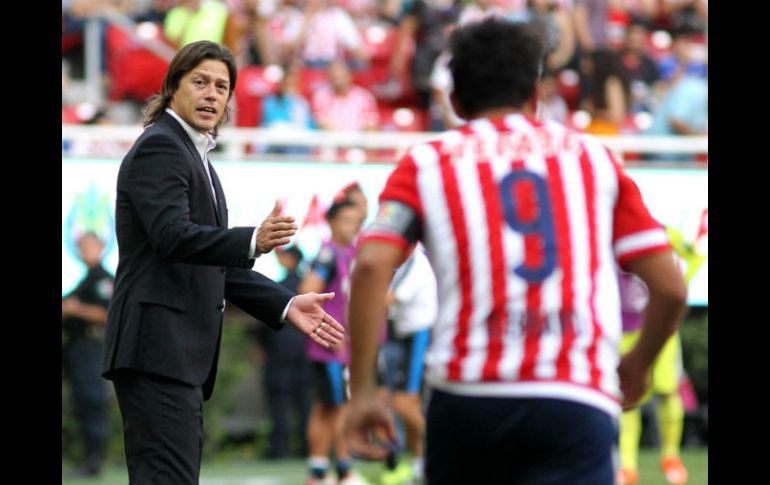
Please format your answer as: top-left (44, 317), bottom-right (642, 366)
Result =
top-left (505, 310), bottom-right (592, 339)
top-left (441, 128), bottom-right (583, 163)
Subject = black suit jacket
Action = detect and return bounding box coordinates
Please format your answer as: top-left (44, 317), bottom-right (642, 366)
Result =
top-left (103, 112), bottom-right (294, 399)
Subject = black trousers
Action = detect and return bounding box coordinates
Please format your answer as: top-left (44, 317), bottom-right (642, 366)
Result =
top-left (113, 370), bottom-right (204, 485)
top-left (426, 391), bottom-right (618, 485)
top-left (264, 358), bottom-right (312, 457)
top-left (62, 336), bottom-right (109, 465)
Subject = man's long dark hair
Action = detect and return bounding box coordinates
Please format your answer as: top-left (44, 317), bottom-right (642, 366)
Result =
top-left (449, 19), bottom-right (545, 117)
top-left (142, 41), bottom-right (238, 137)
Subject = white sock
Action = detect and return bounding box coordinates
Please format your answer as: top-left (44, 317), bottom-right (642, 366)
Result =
top-left (309, 456), bottom-right (329, 477)
top-left (412, 457), bottom-right (424, 479)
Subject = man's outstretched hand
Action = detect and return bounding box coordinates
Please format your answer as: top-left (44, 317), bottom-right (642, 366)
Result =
top-left (286, 292), bottom-right (345, 349)
top-left (256, 200), bottom-right (297, 254)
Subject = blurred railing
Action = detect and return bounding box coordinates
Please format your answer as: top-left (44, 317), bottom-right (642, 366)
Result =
top-left (61, 125), bottom-right (708, 166)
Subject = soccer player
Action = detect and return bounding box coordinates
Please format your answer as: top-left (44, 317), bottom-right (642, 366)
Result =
top-left (301, 199), bottom-right (370, 485)
top-left (343, 19), bottom-right (687, 485)
top-left (617, 225), bottom-right (707, 485)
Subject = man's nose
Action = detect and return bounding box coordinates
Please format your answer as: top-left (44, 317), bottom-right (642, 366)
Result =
top-left (204, 85), bottom-right (220, 100)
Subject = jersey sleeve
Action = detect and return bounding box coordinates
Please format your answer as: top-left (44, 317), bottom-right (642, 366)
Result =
top-left (610, 155), bottom-right (671, 267)
top-left (359, 152), bottom-right (424, 250)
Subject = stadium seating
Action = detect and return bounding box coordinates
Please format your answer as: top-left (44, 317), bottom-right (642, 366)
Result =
top-left (106, 24), bottom-right (169, 102)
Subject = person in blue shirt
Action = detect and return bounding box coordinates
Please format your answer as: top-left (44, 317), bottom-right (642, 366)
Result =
top-left (262, 63), bottom-right (316, 155)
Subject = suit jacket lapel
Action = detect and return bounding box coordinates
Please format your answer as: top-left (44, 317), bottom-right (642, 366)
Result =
top-left (208, 160), bottom-right (227, 227)
top-left (161, 112), bottom-right (221, 225)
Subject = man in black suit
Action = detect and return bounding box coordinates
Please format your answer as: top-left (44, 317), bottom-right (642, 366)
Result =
top-left (102, 41), bottom-right (345, 484)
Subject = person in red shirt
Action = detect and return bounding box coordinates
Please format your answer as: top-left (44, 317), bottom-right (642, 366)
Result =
top-left (312, 60), bottom-right (379, 132)
top-left (343, 19), bottom-right (687, 484)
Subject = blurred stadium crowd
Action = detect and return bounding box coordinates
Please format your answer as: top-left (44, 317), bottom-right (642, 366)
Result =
top-left (62, 0), bottom-right (707, 159)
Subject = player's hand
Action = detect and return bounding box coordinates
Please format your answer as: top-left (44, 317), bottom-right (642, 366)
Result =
top-left (256, 200), bottom-right (297, 254)
top-left (618, 352), bottom-right (652, 411)
top-left (344, 394), bottom-right (398, 460)
top-left (286, 292), bottom-right (345, 349)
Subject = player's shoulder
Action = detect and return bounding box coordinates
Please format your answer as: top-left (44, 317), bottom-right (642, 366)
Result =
top-left (402, 126), bottom-right (470, 163)
top-left (549, 121), bottom-right (619, 164)
top-left (541, 118), bottom-right (590, 144)
top-left (315, 242), bottom-right (337, 266)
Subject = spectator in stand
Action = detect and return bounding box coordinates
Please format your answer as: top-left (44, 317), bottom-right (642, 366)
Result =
top-left (223, 0), bottom-right (266, 66)
top-left (537, 69), bottom-right (569, 123)
top-left (645, 73), bottom-right (706, 137)
top-left (262, 62), bottom-right (316, 153)
top-left (619, 17), bottom-right (662, 113)
top-left (607, 0), bottom-right (658, 22)
top-left (580, 48), bottom-right (631, 135)
top-left (336, 0), bottom-right (378, 21)
top-left (458, 0), bottom-right (506, 26)
top-left (311, 60), bottom-right (379, 131)
top-left (260, 0), bottom-right (305, 66)
top-left (378, 0), bottom-right (407, 25)
top-left (390, 0), bottom-right (461, 125)
top-left (656, 0), bottom-right (707, 31)
top-left (657, 23), bottom-right (707, 84)
top-left (511, 0), bottom-right (576, 72)
top-left (281, 0), bottom-right (369, 68)
top-left (429, 0), bottom-right (507, 131)
top-left (643, 49), bottom-right (706, 161)
top-left (131, 0), bottom-right (176, 23)
top-left (164, 0), bottom-right (230, 48)
top-left (573, 0), bottom-right (610, 53)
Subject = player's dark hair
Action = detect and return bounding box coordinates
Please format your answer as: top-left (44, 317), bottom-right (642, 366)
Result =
top-left (449, 19), bottom-right (545, 117)
top-left (325, 199), bottom-right (357, 222)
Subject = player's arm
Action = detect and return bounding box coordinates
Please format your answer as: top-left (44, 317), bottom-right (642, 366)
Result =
top-left (346, 200), bottom-right (422, 458)
top-left (609, 152), bottom-right (688, 409)
top-left (298, 247), bottom-right (337, 294)
top-left (619, 251), bottom-right (687, 409)
top-left (61, 297), bottom-right (109, 326)
top-left (349, 240), bottom-right (404, 395)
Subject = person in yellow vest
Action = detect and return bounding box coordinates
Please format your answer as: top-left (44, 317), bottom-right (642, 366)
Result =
top-left (617, 225), bottom-right (706, 485)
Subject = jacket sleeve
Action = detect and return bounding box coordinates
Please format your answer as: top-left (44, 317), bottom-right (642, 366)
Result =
top-left (225, 267), bottom-right (295, 330)
top-left (126, 133), bottom-right (256, 267)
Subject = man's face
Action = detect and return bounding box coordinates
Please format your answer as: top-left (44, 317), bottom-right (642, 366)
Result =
top-left (77, 235), bottom-right (104, 268)
top-left (673, 36), bottom-right (695, 63)
top-left (331, 207), bottom-right (361, 245)
top-left (347, 191), bottom-right (368, 226)
top-left (329, 62), bottom-right (351, 93)
top-left (626, 25), bottom-right (647, 53)
top-left (170, 59), bottom-right (231, 134)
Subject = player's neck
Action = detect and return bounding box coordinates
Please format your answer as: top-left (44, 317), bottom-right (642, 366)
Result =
top-left (473, 103), bottom-right (534, 122)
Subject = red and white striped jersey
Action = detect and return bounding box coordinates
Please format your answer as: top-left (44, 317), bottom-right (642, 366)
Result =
top-left (312, 85), bottom-right (379, 132)
top-left (361, 113), bottom-right (669, 416)
top-left (282, 7), bottom-right (363, 63)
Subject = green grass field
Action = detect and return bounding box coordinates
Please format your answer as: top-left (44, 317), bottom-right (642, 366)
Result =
top-left (61, 447), bottom-right (707, 485)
